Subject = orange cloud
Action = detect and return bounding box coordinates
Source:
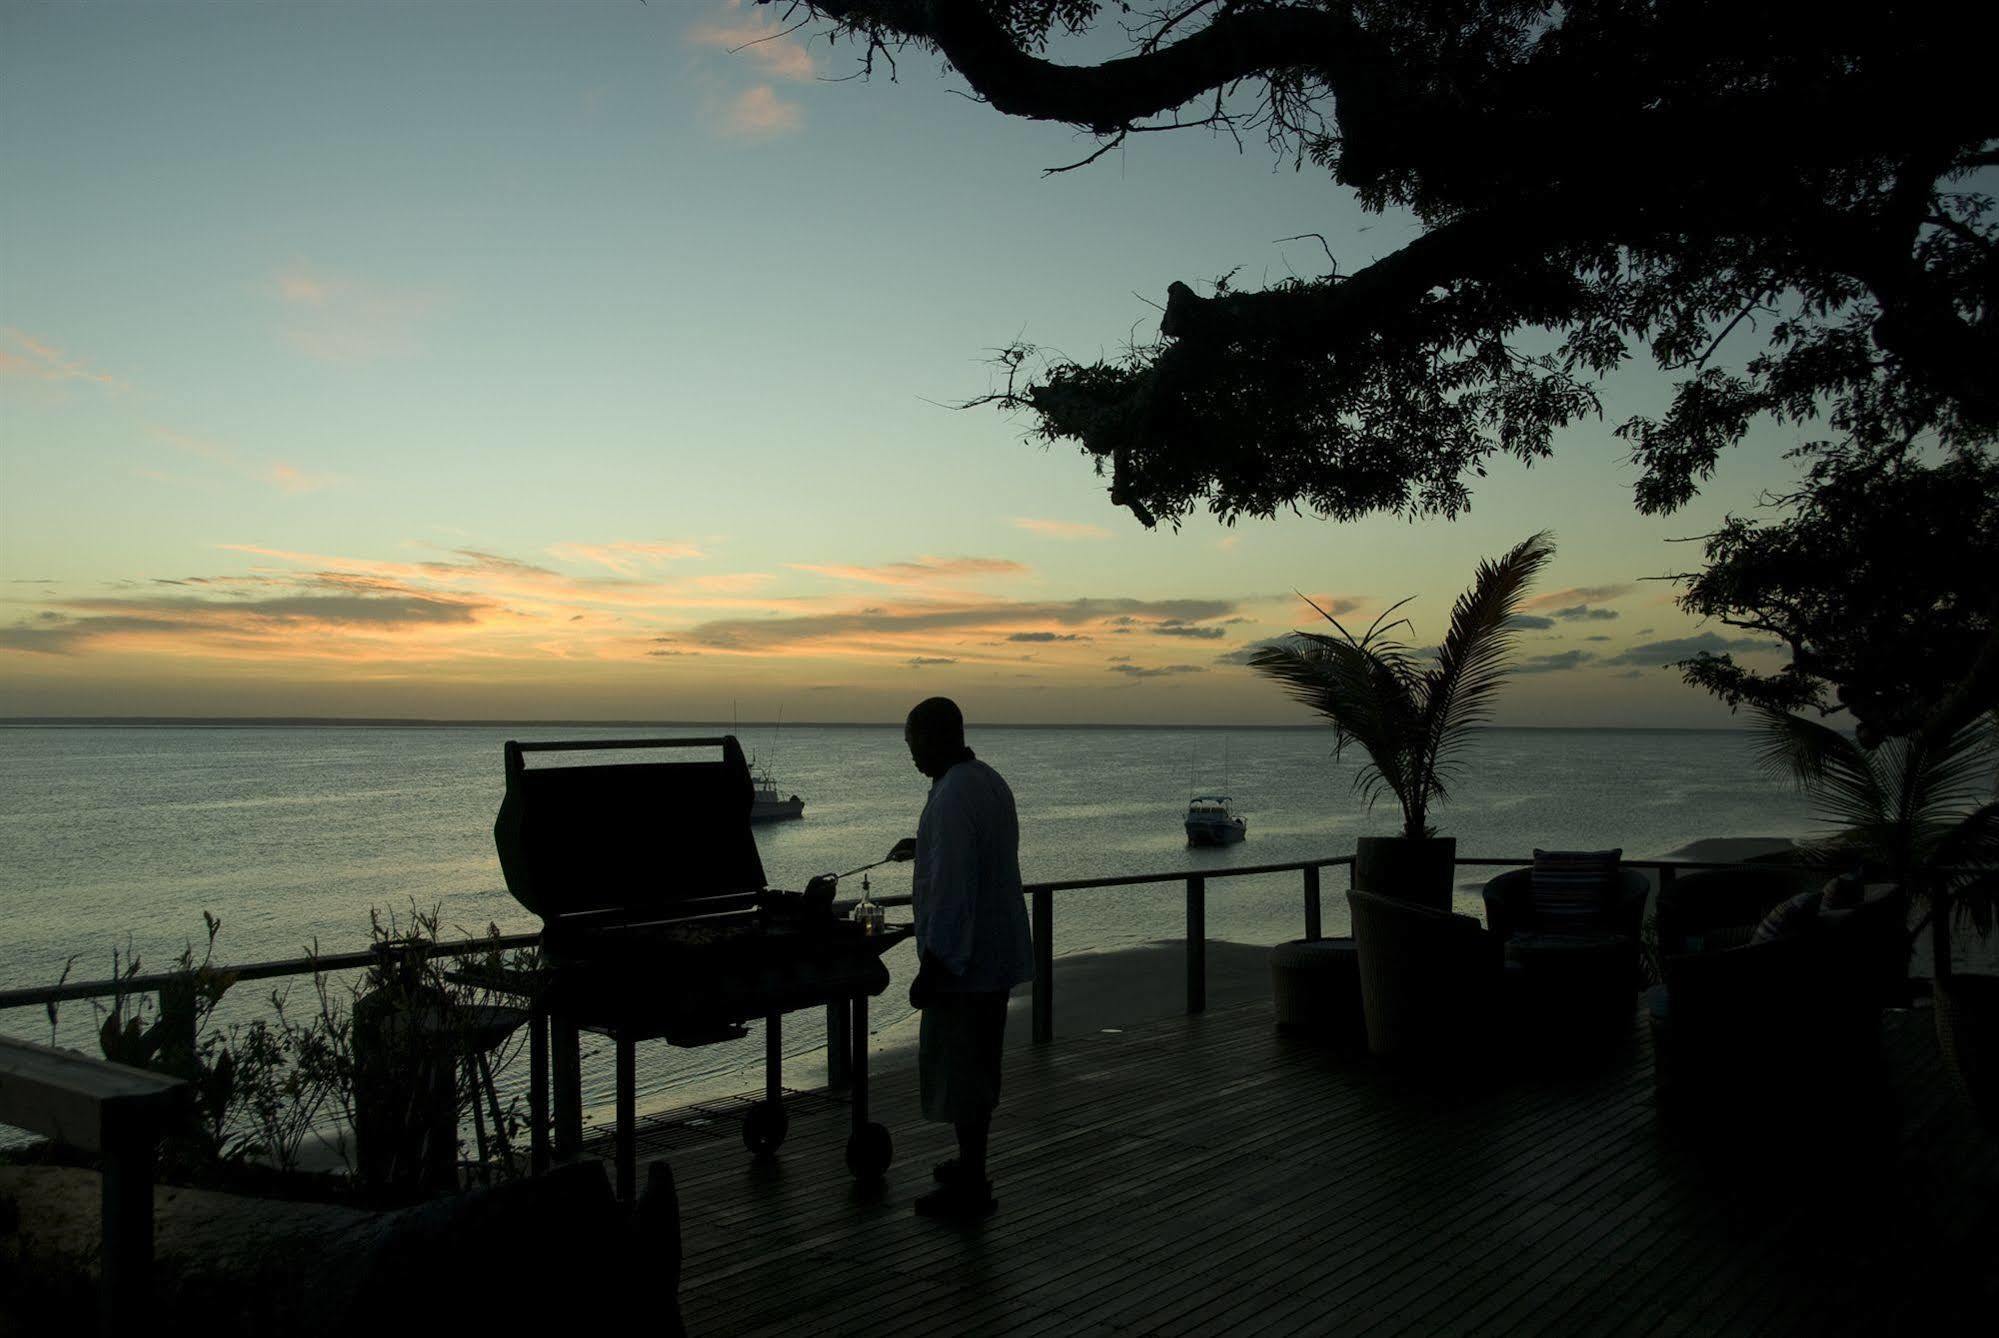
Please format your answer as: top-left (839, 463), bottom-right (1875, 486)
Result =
top-left (2, 537), bottom-right (1284, 699)
top-left (687, 12), bottom-right (817, 81)
top-left (547, 540), bottom-right (708, 576)
top-left (658, 596), bottom-right (1241, 660)
top-left (152, 426), bottom-right (341, 495)
top-left (0, 579), bottom-right (493, 661)
top-left (1523, 583), bottom-right (1635, 610)
top-left (790, 556), bottom-right (1030, 589)
top-left (0, 328), bottom-right (123, 388)
top-left (268, 264), bottom-right (437, 363)
top-left (719, 85), bottom-right (803, 139)
top-left (1012, 518), bottom-right (1112, 540)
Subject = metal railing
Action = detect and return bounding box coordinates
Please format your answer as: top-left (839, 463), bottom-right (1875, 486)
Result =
top-left (3, 852), bottom-right (1871, 1085)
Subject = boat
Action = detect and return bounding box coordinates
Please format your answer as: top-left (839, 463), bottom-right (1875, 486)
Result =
top-left (1185, 795), bottom-right (1247, 846)
top-left (1184, 737), bottom-right (1246, 845)
top-left (749, 760), bottom-right (805, 823)
top-left (741, 702), bottom-right (805, 823)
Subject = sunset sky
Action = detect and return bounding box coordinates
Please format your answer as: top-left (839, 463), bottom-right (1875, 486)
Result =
top-left (0, 0), bottom-right (1804, 726)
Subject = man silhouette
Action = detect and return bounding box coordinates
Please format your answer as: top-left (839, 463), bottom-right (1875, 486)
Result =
top-left (900, 696), bottom-right (1034, 1219)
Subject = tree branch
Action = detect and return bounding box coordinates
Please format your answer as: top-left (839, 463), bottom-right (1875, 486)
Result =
top-left (777, 0), bottom-right (1380, 134)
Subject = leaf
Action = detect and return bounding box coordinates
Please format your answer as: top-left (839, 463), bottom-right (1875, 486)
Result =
top-left (1254, 532), bottom-right (1554, 837)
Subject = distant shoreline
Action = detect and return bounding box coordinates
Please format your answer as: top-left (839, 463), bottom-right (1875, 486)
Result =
top-left (0, 717), bottom-right (1758, 734)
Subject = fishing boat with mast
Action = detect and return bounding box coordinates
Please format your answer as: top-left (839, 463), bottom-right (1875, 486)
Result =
top-left (750, 760), bottom-right (804, 823)
top-left (1184, 738), bottom-right (1247, 846)
top-left (742, 705), bottom-right (805, 823)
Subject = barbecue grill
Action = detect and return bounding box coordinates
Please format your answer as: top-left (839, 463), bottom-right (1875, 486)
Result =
top-left (485, 735), bottom-right (904, 1199)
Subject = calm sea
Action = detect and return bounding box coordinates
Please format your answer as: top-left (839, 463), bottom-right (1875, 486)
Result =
top-left (0, 724), bottom-right (1813, 1122)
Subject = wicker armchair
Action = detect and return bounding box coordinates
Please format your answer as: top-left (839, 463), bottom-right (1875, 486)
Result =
top-left (1481, 864), bottom-right (1651, 942)
top-left (1347, 888), bottom-right (1505, 1067)
top-left (1653, 865), bottom-right (1817, 956)
top-left (1646, 916), bottom-right (1890, 1121)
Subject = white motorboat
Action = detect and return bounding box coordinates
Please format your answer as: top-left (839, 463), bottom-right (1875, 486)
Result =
top-left (1185, 795), bottom-right (1247, 845)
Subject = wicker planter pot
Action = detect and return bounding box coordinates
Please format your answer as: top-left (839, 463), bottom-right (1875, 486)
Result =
top-left (1352, 836), bottom-right (1457, 911)
top-left (1935, 973), bottom-right (1999, 1132)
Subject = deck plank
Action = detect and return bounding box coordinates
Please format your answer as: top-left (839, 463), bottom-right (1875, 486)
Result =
top-left (589, 999), bottom-right (1997, 1337)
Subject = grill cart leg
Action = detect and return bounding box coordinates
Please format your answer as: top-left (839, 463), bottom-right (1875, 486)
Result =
top-left (615, 1030), bottom-right (637, 1203)
top-left (529, 1004), bottom-right (549, 1176)
top-left (553, 1015), bottom-right (583, 1159)
top-left (744, 1012), bottom-right (789, 1156)
top-left (845, 992), bottom-right (892, 1178)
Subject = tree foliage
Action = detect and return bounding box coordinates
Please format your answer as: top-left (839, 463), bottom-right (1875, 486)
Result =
top-left (1675, 447), bottom-right (1999, 742)
top-left (776, 0), bottom-right (1995, 525)
top-left (776, 0), bottom-right (1997, 732)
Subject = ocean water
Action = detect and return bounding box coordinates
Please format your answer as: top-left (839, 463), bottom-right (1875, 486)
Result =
top-left (0, 724), bottom-right (1814, 1124)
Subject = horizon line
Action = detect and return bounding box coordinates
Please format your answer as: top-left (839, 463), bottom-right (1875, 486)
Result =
top-left (0, 715), bottom-right (1757, 734)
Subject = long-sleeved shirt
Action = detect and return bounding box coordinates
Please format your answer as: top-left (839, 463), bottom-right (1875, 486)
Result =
top-left (910, 755), bottom-right (1035, 993)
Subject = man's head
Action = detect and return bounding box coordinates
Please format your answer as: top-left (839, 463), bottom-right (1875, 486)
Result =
top-left (904, 696), bottom-right (966, 779)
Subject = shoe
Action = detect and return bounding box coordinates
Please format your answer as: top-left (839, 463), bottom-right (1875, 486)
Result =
top-left (931, 1157), bottom-right (962, 1185)
top-left (914, 1179), bottom-right (996, 1220)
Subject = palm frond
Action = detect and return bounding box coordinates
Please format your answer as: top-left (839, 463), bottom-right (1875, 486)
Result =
top-left (1255, 533), bottom-right (1554, 839)
top-left (1751, 708), bottom-right (1889, 835)
top-left (1758, 706), bottom-right (1999, 886)
top-left (1932, 800), bottom-right (1999, 871)
top-left (1251, 626), bottom-right (1423, 829)
top-left (1900, 714), bottom-right (1999, 828)
top-left (1417, 531), bottom-right (1557, 807)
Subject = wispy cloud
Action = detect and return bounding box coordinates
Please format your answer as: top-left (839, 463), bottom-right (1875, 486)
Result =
top-left (661, 596), bottom-right (1239, 658)
top-left (153, 427), bottom-right (340, 495)
top-left (0, 581), bottom-right (487, 657)
top-left (907, 656), bottom-right (957, 667)
top-left (1602, 632), bottom-right (1784, 666)
top-left (1523, 583), bottom-right (1634, 611)
top-left (791, 556), bottom-right (1029, 589)
top-left (1215, 636), bottom-right (1301, 666)
top-left (0, 328), bottom-right (123, 389)
top-left (1291, 593), bottom-right (1367, 619)
top-left (1513, 649), bottom-right (1596, 674)
top-left (1012, 518), bottom-right (1112, 540)
top-left (547, 540), bottom-right (707, 576)
top-left (1109, 663), bottom-right (1207, 679)
top-left (687, 10), bottom-right (817, 81)
top-left (268, 264), bottom-right (438, 363)
top-left (717, 85), bottom-right (803, 139)
top-left (1007, 631), bottom-right (1087, 643)
top-left (1548, 603), bottom-right (1620, 621)
top-left (1506, 614), bottom-right (1557, 630)
top-left (1153, 620), bottom-right (1227, 640)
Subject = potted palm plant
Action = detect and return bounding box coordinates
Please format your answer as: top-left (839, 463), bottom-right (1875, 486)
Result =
top-left (1252, 531), bottom-right (1555, 908)
top-left (1752, 704), bottom-right (1999, 1124)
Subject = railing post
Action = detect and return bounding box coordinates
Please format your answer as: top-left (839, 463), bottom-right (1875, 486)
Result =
top-left (155, 980), bottom-right (199, 1079)
top-left (1186, 876), bottom-right (1206, 1014)
top-left (1303, 865), bottom-right (1322, 942)
top-left (1032, 888), bottom-right (1053, 1044)
top-left (825, 1003), bottom-right (853, 1090)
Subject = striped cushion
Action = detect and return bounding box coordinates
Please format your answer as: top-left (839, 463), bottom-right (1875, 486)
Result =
top-left (1530, 848), bottom-right (1622, 931)
top-left (1750, 889), bottom-right (1822, 944)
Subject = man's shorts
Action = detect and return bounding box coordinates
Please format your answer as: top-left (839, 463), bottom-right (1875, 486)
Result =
top-left (918, 989), bottom-right (1009, 1123)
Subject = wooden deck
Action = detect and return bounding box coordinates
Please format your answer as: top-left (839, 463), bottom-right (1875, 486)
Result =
top-left (610, 1001), bottom-right (1998, 1337)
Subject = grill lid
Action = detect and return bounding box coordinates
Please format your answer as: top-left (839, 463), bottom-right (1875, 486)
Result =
top-left (493, 735), bottom-right (768, 921)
